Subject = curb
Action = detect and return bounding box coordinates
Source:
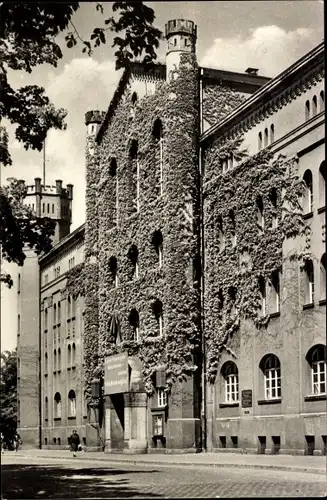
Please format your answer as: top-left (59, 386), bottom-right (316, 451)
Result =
top-left (17, 453), bottom-right (326, 475)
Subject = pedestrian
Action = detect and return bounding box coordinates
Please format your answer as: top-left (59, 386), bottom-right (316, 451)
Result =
top-left (13, 432), bottom-right (22, 452)
top-left (69, 429), bottom-right (80, 458)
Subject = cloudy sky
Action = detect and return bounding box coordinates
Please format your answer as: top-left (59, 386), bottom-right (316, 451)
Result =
top-left (1, 0), bottom-right (324, 351)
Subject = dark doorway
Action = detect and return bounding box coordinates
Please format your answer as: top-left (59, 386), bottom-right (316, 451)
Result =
top-left (110, 394), bottom-right (125, 450)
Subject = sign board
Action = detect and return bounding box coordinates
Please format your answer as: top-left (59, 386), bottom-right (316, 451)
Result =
top-left (104, 353), bottom-right (129, 395)
top-left (241, 389), bottom-right (252, 408)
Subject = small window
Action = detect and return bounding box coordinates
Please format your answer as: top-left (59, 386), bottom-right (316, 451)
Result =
top-left (259, 277), bottom-right (266, 316)
top-left (261, 354), bottom-right (281, 400)
top-left (264, 128), bottom-right (268, 148)
top-left (312, 95), bottom-right (318, 116)
top-left (109, 157), bottom-right (117, 177)
top-left (221, 361), bottom-right (239, 402)
top-left (151, 299), bottom-right (163, 337)
top-left (152, 230), bottom-right (163, 268)
top-left (320, 254), bottom-right (326, 301)
top-left (128, 309), bottom-right (140, 341)
top-left (319, 161), bottom-right (325, 208)
top-left (303, 259), bottom-right (314, 305)
top-left (258, 132), bottom-right (263, 151)
top-left (44, 308), bottom-right (48, 331)
top-left (17, 273), bottom-right (21, 293)
top-left (131, 92), bottom-right (138, 105)
top-left (129, 139), bottom-right (138, 161)
top-left (269, 188), bottom-right (278, 228)
top-left (108, 256), bottom-right (118, 287)
top-left (52, 204), bottom-right (54, 214)
top-left (54, 392), bottom-right (61, 418)
top-left (157, 388), bottom-right (167, 408)
top-left (256, 195), bottom-right (264, 231)
top-left (152, 414), bottom-right (163, 436)
top-left (320, 90), bottom-right (324, 112)
top-left (68, 344), bottom-right (72, 366)
top-left (17, 314), bottom-right (20, 336)
top-left (270, 124), bottom-right (274, 144)
top-left (68, 389), bottom-right (76, 417)
top-left (128, 245), bottom-right (139, 279)
top-left (270, 270), bottom-right (280, 313)
top-left (307, 345), bottom-right (326, 396)
top-left (305, 100), bottom-right (310, 121)
top-left (43, 203), bottom-right (45, 213)
top-left (47, 203), bottom-right (50, 213)
top-left (45, 397), bottom-right (48, 420)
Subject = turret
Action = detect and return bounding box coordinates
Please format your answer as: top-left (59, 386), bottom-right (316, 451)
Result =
top-left (85, 110), bottom-right (106, 137)
top-left (165, 19), bottom-right (197, 82)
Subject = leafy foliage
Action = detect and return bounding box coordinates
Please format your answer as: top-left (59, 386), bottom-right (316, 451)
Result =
top-left (0, 350), bottom-right (18, 438)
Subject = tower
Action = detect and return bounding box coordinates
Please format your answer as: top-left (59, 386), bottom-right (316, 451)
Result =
top-left (17, 179), bottom-right (73, 448)
top-left (165, 19), bottom-right (197, 82)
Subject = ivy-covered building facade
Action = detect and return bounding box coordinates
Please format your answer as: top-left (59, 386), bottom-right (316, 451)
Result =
top-left (17, 19), bottom-right (325, 454)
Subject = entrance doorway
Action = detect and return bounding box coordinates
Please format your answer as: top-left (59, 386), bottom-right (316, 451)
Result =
top-left (110, 394), bottom-right (125, 450)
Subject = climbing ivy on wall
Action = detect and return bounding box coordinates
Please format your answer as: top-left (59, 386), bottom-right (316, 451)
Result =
top-left (203, 136), bottom-right (308, 383)
top-left (202, 84), bottom-right (246, 128)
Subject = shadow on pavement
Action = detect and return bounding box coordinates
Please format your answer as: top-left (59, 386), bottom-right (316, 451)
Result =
top-left (1, 464), bottom-right (163, 498)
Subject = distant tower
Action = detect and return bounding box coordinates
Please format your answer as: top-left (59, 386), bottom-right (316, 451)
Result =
top-left (17, 178), bottom-right (73, 448)
top-left (165, 19), bottom-right (197, 82)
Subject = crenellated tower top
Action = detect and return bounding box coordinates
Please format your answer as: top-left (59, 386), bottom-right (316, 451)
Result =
top-left (165, 19), bottom-right (197, 82)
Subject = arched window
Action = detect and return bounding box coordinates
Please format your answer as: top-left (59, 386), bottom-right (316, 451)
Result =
top-left (270, 124), bottom-right (275, 144)
top-left (54, 392), bottom-right (61, 418)
top-left (305, 100), bottom-right (310, 121)
top-left (152, 299), bottom-right (163, 337)
top-left (258, 132), bottom-right (263, 151)
top-left (57, 348), bottom-right (61, 371)
top-left (270, 270), bottom-right (280, 313)
top-left (260, 354), bottom-right (281, 400)
top-left (53, 304), bottom-right (57, 326)
top-left (129, 139), bottom-right (139, 212)
top-left (320, 254), bottom-right (326, 302)
top-left (68, 344), bottom-right (72, 367)
top-left (72, 343), bottom-right (76, 366)
top-left (303, 170), bottom-right (313, 213)
top-left (269, 187), bottom-right (278, 228)
top-left (131, 92), bottom-right (138, 105)
top-left (229, 209), bottom-right (236, 246)
top-left (45, 308), bottom-right (48, 331)
top-left (18, 273), bottom-right (21, 293)
top-left (129, 309), bottom-right (140, 341)
top-left (68, 390), bottom-right (76, 417)
top-left (319, 161), bottom-right (325, 208)
top-left (320, 90), bottom-right (324, 112)
top-left (306, 345), bottom-right (326, 395)
top-left (221, 361), bottom-right (239, 402)
top-left (264, 128), bottom-right (268, 148)
top-left (153, 118), bottom-right (164, 196)
top-left (108, 256), bottom-right (118, 287)
top-left (53, 349), bottom-right (57, 372)
top-left (258, 277), bottom-right (266, 316)
top-left (45, 397), bottom-right (48, 420)
top-left (256, 195), bottom-right (264, 231)
top-left (45, 352), bottom-right (48, 374)
top-left (47, 203), bottom-right (50, 213)
top-left (312, 95), bottom-right (318, 116)
top-left (303, 259), bottom-right (314, 305)
top-left (128, 245), bottom-right (139, 279)
top-left (152, 230), bottom-right (163, 268)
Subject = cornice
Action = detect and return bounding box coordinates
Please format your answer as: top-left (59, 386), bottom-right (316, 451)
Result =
top-left (39, 223), bottom-right (85, 267)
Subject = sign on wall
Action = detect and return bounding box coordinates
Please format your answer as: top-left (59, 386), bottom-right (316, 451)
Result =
top-left (241, 389), bottom-right (252, 408)
top-left (104, 353), bottom-right (129, 395)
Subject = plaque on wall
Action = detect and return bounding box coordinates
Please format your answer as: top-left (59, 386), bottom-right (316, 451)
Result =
top-left (241, 389), bottom-right (252, 408)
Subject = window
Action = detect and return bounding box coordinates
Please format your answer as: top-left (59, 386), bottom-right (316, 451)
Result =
top-left (68, 390), bottom-right (76, 417)
top-left (269, 188), bottom-right (278, 228)
top-left (109, 313), bottom-right (121, 345)
top-left (261, 354), bottom-right (281, 400)
top-left (52, 204), bottom-right (54, 214)
top-left (47, 203), bottom-right (50, 213)
top-left (68, 344), bottom-right (72, 367)
top-left (152, 230), bottom-right (163, 268)
top-left (45, 397), bottom-right (48, 420)
top-left (153, 414), bottom-right (163, 436)
top-left (264, 128), bottom-right (268, 148)
top-left (320, 254), bottom-right (326, 301)
top-left (57, 348), bottom-right (61, 371)
top-left (256, 195), bottom-right (264, 231)
top-left (17, 314), bottom-right (20, 336)
top-left (54, 392), bottom-right (61, 418)
top-left (305, 100), bottom-right (310, 121)
top-left (128, 309), bottom-right (140, 341)
top-left (228, 155), bottom-right (234, 170)
top-left (109, 158), bottom-right (118, 225)
top-left (303, 259), bottom-right (314, 305)
top-left (153, 119), bottom-right (164, 196)
top-left (131, 92), bottom-right (138, 105)
top-left (54, 266), bottom-right (60, 279)
top-left (17, 273), bottom-right (21, 294)
top-left (221, 361), bottom-right (239, 402)
top-left (270, 124), bottom-right (275, 144)
top-left (44, 308), bottom-right (48, 331)
top-left (312, 95), bottom-right (318, 116)
top-left (128, 245), bottom-right (139, 280)
top-left (43, 203), bottom-right (45, 213)
top-left (319, 161), bottom-right (325, 208)
top-left (259, 277), bottom-right (266, 316)
top-left (320, 90), bottom-right (324, 112)
top-left (45, 353), bottom-right (48, 375)
top-left (72, 343), bottom-right (76, 366)
top-left (270, 270), bottom-right (280, 313)
top-left (307, 345), bottom-right (326, 395)
top-left (108, 256), bottom-right (118, 287)
top-left (152, 299), bottom-right (163, 337)
top-left (68, 257), bottom-right (75, 270)
top-left (303, 169), bottom-right (313, 213)
top-left (258, 132), bottom-right (262, 151)
top-left (44, 274), bottom-right (48, 285)
top-left (53, 349), bottom-right (57, 372)
top-left (157, 388), bottom-right (167, 407)
top-left (129, 139), bottom-right (139, 212)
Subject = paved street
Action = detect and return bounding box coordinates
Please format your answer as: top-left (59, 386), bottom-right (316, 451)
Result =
top-left (1, 454), bottom-right (326, 498)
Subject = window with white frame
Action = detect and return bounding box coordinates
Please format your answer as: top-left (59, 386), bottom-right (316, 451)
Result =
top-left (153, 119), bottom-right (164, 196)
top-left (308, 345), bottom-right (326, 395)
top-left (54, 392), bottom-right (61, 418)
top-left (270, 270), bottom-right (280, 314)
top-left (128, 245), bottom-right (139, 280)
top-left (261, 354), bottom-right (281, 400)
top-left (152, 299), bottom-right (163, 337)
top-left (152, 230), bottom-right (163, 268)
top-left (303, 259), bottom-right (315, 305)
top-left (109, 256), bottom-right (118, 287)
top-left (320, 254), bottom-right (326, 302)
top-left (221, 361), bottom-right (239, 403)
top-left (303, 169), bottom-right (313, 213)
top-left (157, 388), bottom-right (167, 407)
top-left (68, 390), bottom-right (76, 416)
top-left (319, 161), bottom-right (325, 208)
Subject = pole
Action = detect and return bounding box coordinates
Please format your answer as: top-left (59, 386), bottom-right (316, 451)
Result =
top-left (43, 138), bottom-right (46, 186)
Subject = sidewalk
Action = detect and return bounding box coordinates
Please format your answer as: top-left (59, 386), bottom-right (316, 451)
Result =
top-left (11, 448), bottom-right (327, 475)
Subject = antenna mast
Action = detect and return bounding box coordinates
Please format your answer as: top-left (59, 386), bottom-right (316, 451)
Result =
top-left (43, 138), bottom-right (46, 186)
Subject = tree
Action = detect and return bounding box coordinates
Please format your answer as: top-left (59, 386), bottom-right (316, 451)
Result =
top-left (0, 2), bottom-right (162, 285)
top-left (0, 349), bottom-right (17, 439)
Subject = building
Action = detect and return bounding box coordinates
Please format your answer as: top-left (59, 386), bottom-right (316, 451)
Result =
top-left (17, 18), bottom-right (326, 454)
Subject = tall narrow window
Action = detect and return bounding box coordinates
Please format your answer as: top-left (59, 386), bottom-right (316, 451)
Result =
top-left (303, 170), bottom-right (313, 213)
top-left (54, 392), bottom-right (61, 418)
top-left (320, 254), bottom-right (326, 302)
top-left (47, 203), bottom-right (50, 213)
top-left (45, 353), bottom-right (48, 375)
top-left (128, 245), bottom-right (139, 280)
top-left (68, 344), bottom-right (72, 367)
top-left (153, 119), bottom-right (164, 196)
top-left (57, 348), bottom-right (61, 371)
top-left (270, 270), bottom-right (280, 313)
top-left (320, 90), bottom-right (325, 112)
top-left (152, 230), bottom-right (163, 268)
top-left (17, 314), bottom-right (20, 336)
top-left (259, 277), bottom-right (266, 316)
top-left (152, 299), bottom-right (163, 337)
top-left (17, 273), bottom-right (21, 294)
top-left (305, 100), bottom-right (310, 121)
top-left (269, 188), bottom-right (278, 228)
top-left (53, 349), bottom-right (57, 372)
top-left (68, 390), bottom-right (76, 417)
top-left (221, 361), bottom-right (239, 402)
top-left (270, 124), bottom-right (275, 144)
top-left (261, 354), bottom-right (281, 400)
top-left (312, 95), bottom-right (318, 116)
top-left (45, 308), bottom-right (48, 331)
top-left (108, 256), bottom-right (118, 287)
top-left (304, 259), bottom-right (315, 305)
top-left (157, 388), bottom-right (167, 407)
top-left (319, 161), bottom-right (325, 208)
top-left (256, 195), bottom-right (264, 232)
top-left (258, 132), bottom-right (263, 151)
top-left (129, 309), bottom-right (140, 341)
top-left (110, 157), bottom-right (118, 225)
top-left (264, 128), bottom-right (268, 148)
top-left (129, 139), bottom-right (139, 212)
top-left (72, 343), bottom-right (76, 366)
top-left (307, 345), bottom-right (326, 395)
top-left (45, 397), bottom-right (48, 420)
top-left (131, 92), bottom-right (138, 105)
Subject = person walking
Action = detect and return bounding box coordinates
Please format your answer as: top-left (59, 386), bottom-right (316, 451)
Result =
top-left (13, 432), bottom-right (21, 452)
top-left (69, 429), bottom-right (80, 458)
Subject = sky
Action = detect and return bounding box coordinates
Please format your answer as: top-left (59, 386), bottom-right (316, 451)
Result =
top-left (0, 0), bottom-right (324, 352)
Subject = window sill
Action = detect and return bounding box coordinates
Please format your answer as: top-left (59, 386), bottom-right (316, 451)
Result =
top-left (303, 211), bottom-right (313, 220)
top-left (319, 299), bottom-right (326, 306)
top-left (151, 406), bottom-right (167, 412)
top-left (68, 416), bottom-right (76, 420)
top-left (304, 394), bottom-right (326, 402)
top-left (303, 302), bottom-right (314, 310)
top-left (269, 311), bottom-right (280, 319)
top-left (53, 417), bottom-right (61, 421)
top-left (317, 206), bottom-right (325, 214)
top-left (219, 402), bottom-right (239, 408)
top-left (258, 398), bottom-right (282, 405)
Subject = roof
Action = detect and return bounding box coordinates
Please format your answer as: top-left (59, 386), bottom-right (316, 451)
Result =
top-left (39, 223), bottom-right (85, 266)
